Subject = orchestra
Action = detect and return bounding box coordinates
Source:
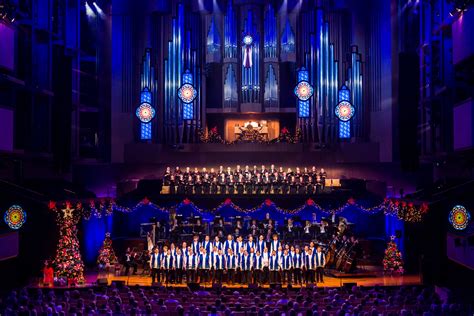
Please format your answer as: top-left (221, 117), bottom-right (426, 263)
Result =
top-left (163, 165), bottom-right (328, 195)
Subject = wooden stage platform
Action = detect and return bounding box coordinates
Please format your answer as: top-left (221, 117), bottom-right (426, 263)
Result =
top-left (80, 272), bottom-right (422, 289)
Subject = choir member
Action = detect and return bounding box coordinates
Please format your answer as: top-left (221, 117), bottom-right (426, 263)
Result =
top-left (315, 246), bottom-right (326, 283)
top-left (226, 249), bottom-right (237, 285)
top-left (174, 249), bottom-right (184, 284)
top-left (253, 250), bottom-right (264, 284)
top-left (293, 247), bottom-right (304, 285)
top-left (212, 248), bottom-right (225, 284)
top-left (198, 248), bottom-right (211, 283)
top-left (240, 250), bottom-right (252, 284)
top-left (186, 248), bottom-right (199, 283)
top-left (150, 247), bottom-right (161, 284)
top-left (163, 248), bottom-right (174, 284)
top-left (281, 249), bottom-right (292, 284)
top-left (269, 250), bottom-right (280, 284)
top-left (304, 248), bottom-right (316, 284)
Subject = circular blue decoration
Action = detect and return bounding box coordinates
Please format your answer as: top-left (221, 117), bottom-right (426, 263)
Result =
top-left (178, 83), bottom-right (197, 104)
top-left (4, 205), bottom-right (26, 229)
top-left (449, 205), bottom-right (471, 230)
top-left (294, 81), bottom-right (314, 101)
top-left (136, 103), bottom-right (156, 123)
top-left (243, 35), bottom-right (253, 45)
top-left (335, 101), bottom-right (355, 121)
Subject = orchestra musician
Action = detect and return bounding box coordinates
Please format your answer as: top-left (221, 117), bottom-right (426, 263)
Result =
top-left (124, 248), bottom-right (138, 275)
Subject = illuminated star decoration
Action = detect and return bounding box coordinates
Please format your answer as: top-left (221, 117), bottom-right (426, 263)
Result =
top-left (4, 205), bottom-right (27, 229)
top-left (390, 235), bottom-right (396, 241)
top-left (62, 207), bottom-right (75, 219)
top-left (335, 100), bottom-right (355, 121)
top-left (136, 103), bottom-right (156, 123)
top-left (294, 81), bottom-right (314, 101)
top-left (449, 205), bottom-right (471, 230)
top-left (177, 83), bottom-right (197, 104)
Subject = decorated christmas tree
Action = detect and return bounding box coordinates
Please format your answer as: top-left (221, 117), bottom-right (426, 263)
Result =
top-left (97, 232), bottom-right (117, 265)
top-left (52, 206), bottom-right (85, 283)
top-left (383, 236), bottom-right (404, 274)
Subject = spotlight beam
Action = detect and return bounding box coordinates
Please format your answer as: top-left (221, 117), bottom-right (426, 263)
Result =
top-left (92, 2), bottom-right (106, 19)
top-left (85, 1), bottom-right (96, 19)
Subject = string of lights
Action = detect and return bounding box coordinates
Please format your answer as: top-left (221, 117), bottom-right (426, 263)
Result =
top-left (48, 197), bottom-right (429, 223)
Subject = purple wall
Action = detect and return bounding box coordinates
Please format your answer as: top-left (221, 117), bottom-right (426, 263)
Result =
top-left (0, 232), bottom-right (19, 261)
top-left (452, 9), bottom-right (474, 65)
top-left (0, 22), bottom-right (15, 71)
top-left (453, 99), bottom-right (474, 151)
top-left (0, 108), bottom-right (14, 151)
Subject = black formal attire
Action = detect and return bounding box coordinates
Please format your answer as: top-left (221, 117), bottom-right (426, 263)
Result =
top-left (124, 253), bottom-right (138, 275)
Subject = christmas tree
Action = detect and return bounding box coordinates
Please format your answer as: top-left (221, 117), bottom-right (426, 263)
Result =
top-left (52, 206), bottom-right (85, 283)
top-left (383, 236), bottom-right (404, 274)
top-left (97, 232), bottom-right (117, 265)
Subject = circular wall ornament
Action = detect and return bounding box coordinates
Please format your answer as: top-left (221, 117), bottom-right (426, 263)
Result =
top-left (243, 35), bottom-right (253, 45)
top-left (449, 205), bottom-right (471, 230)
top-left (335, 100), bottom-right (355, 121)
top-left (4, 205), bottom-right (26, 229)
top-left (136, 103), bottom-right (156, 123)
top-left (294, 81), bottom-right (314, 101)
top-left (178, 83), bottom-right (197, 104)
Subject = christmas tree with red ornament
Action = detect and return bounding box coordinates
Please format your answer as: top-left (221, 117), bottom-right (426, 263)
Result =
top-left (383, 235), bottom-right (404, 274)
top-left (97, 232), bottom-right (117, 265)
top-left (52, 204), bottom-right (85, 284)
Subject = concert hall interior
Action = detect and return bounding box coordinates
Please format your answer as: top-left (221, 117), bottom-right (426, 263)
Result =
top-left (1, 0), bottom-right (474, 314)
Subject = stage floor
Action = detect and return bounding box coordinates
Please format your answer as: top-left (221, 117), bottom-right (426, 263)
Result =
top-left (82, 271), bottom-right (421, 288)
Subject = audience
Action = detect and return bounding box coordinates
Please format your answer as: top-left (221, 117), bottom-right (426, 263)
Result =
top-left (0, 285), bottom-right (469, 315)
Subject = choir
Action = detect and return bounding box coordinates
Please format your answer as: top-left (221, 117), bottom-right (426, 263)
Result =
top-left (163, 165), bottom-right (328, 194)
top-left (147, 234), bottom-right (327, 286)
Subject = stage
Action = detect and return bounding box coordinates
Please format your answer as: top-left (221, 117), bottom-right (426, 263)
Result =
top-left (35, 270), bottom-right (422, 289)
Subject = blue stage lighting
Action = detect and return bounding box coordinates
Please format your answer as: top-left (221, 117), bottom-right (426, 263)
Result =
top-left (85, 2), bottom-right (96, 18)
top-left (92, 2), bottom-right (106, 19)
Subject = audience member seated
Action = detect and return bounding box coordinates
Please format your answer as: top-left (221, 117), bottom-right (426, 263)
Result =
top-left (0, 285), bottom-right (468, 315)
